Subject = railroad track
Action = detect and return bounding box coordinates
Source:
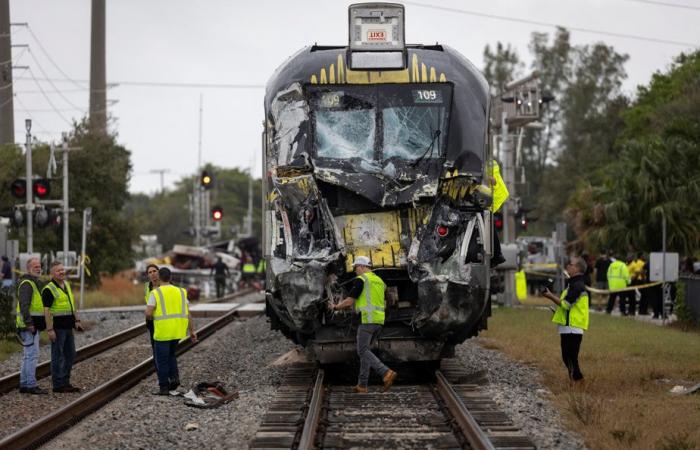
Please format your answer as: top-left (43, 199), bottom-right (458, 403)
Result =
top-left (0, 302), bottom-right (252, 450)
top-left (0, 288), bottom-right (257, 396)
top-left (250, 360), bottom-right (536, 450)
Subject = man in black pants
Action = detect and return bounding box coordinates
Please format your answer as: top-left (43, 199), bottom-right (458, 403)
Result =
top-left (542, 256), bottom-right (589, 383)
top-left (210, 257), bottom-right (230, 299)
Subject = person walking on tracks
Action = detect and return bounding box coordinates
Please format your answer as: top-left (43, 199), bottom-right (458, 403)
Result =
top-left (16, 257), bottom-right (48, 394)
top-left (328, 256), bottom-right (398, 393)
top-left (144, 264), bottom-right (160, 361)
top-left (210, 257), bottom-right (230, 299)
top-left (145, 267), bottom-right (198, 395)
top-left (542, 256), bottom-right (589, 383)
top-left (43, 261), bottom-right (84, 393)
top-left (606, 254), bottom-right (631, 315)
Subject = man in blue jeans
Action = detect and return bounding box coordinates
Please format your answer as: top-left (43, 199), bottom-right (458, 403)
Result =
top-left (16, 258), bottom-right (47, 394)
top-left (43, 261), bottom-right (84, 393)
top-left (146, 268), bottom-right (198, 395)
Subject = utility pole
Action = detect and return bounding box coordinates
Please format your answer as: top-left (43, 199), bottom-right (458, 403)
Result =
top-left (150, 169), bottom-right (170, 193)
top-left (0, 0), bottom-right (14, 144)
top-left (24, 119), bottom-right (34, 253)
top-left (89, 0), bottom-right (106, 133)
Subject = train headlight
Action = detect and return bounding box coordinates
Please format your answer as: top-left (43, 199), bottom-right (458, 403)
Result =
top-left (348, 3), bottom-right (406, 70)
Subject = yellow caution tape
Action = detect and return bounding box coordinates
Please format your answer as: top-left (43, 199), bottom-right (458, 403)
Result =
top-left (585, 281), bottom-right (662, 295)
top-left (523, 263), bottom-right (559, 269)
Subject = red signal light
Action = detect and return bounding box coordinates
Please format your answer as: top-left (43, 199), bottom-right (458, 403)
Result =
top-left (33, 179), bottom-right (50, 199)
top-left (211, 205), bottom-right (223, 222)
top-left (436, 225), bottom-right (448, 237)
top-left (10, 179), bottom-right (26, 199)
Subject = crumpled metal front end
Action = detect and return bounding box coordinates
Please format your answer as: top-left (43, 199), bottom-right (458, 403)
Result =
top-left (264, 76), bottom-right (492, 358)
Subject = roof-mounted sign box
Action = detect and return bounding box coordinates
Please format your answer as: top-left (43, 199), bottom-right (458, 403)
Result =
top-left (348, 3), bottom-right (406, 70)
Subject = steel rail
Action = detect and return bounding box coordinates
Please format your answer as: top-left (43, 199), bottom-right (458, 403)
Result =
top-left (207, 287), bottom-right (256, 303)
top-left (297, 369), bottom-right (325, 450)
top-left (0, 322), bottom-right (146, 395)
top-left (435, 370), bottom-right (496, 450)
top-left (0, 303), bottom-right (247, 450)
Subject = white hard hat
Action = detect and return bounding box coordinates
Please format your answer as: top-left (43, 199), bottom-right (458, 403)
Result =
top-left (352, 256), bottom-right (372, 267)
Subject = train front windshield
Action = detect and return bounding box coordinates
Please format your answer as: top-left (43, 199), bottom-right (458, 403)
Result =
top-left (308, 84), bottom-right (452, 163)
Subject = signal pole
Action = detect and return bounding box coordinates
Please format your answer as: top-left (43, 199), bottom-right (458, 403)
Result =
top-left (24, 120), bottom-right (34, 253)
top-left (494, 71), bottom-right (548, 307)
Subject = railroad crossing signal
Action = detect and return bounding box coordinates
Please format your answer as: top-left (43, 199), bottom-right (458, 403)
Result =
top-left (10, 179), bottom-right (26, 199)
top-left (33, 178), bottom-right (50, 199)
top-left (200, 170), bottom-right (214, 190)
top-left (211, 205), bottom-right (223, 222)
top-left (9, 178), bottom-right (51, 199)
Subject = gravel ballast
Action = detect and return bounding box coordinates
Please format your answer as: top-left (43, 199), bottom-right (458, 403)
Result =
top-left (0, 311), bottom-right (145, 377)
top-left (43, 313), bottom-right (294, 450)
top-left (31, 304), bottom-right (582, 449)
top-left (456, 338), bottom-right (587, 450)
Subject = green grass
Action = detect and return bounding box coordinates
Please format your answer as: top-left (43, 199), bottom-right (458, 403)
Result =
top-left (481, 307), bottom-right (700, 450)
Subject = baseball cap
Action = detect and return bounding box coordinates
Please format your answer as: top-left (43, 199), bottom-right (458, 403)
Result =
top-left (352, 256), bottom-right (372, 267)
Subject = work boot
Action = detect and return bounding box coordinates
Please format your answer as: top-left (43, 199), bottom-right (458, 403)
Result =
top-left (169, 379), bottom-right (181, 391)
top-left (152, 389), bottom-right (170, 396)
top-left (20, 386), bottom-right (48, 395)
top-left (352, 385), bottom-right (368, 394)
top-left (382, 369), bottom-right (398, 392)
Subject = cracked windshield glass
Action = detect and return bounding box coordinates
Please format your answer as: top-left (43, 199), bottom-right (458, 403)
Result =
top-left (309, 84), bottom-right (451, 164)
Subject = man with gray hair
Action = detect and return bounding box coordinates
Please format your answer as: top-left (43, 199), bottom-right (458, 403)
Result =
top-left (16, 258), bottom-right (48, 394)
top-left (542, 255), bottom-right (589, 383)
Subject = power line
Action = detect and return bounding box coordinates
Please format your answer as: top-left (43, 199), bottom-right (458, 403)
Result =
top-left (621, 0), bottom-right (700, 10)
top-left (14, 76), bottom-right (265, 90)
top-left (402, 0), bottom-right (699, 47)
top-left (27, 50), bottom-right (86, 111)
top-left (14, 96), bottom-right (52, 134)
top-left (26, 25), bottom-right (88, 90)
top-left (26, 68), bottom-right (74, 126)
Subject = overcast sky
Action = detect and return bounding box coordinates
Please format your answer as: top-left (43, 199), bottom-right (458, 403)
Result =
top-left (7, 0), bottom-right (699, 194)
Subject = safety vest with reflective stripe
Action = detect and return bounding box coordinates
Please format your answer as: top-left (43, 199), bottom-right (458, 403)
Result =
top-left (42, 280), bottom-right (75, 317)
top-left (151, 285), bottom-right (189, 341)
top-left (354, 272), bottom-right (386, 325)
top-left (552, 288), bottom-right (589, 330)
top-left (15, 279), bottom-right (44, 329)
top-left (607, 260), bottom-right (630, 291)
top-left (242, 263), bottom-right (256, 274)
top-left (256, 259), bottom-right (266, 274)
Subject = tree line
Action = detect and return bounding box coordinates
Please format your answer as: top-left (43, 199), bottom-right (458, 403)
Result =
top-left (483, 28), bottom-right (699, 256)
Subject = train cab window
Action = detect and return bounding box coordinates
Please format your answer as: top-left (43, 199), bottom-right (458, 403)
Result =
top-left (307, 83), bottom-right (451, 163)
top-left (383, 106), bottom-right (446, 160)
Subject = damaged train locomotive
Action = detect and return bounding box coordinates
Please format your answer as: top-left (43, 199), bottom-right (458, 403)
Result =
top-left (263, 3), bottom-right (496, 363)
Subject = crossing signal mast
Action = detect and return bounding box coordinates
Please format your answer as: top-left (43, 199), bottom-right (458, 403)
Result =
top-left (492, 72), bottom-right (554, 307)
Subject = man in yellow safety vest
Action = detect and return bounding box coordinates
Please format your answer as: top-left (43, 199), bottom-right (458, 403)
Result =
top-left (145, 267), bottom-right (198, 395)
top-left (606, 254), bottom-right (631, 315)
top-left (328, 256), bottom-right (398, 393)
top-left (43, 261), bottom-right (84, 393)
top-left (16, 257), bottom-right (48, 394)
